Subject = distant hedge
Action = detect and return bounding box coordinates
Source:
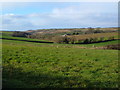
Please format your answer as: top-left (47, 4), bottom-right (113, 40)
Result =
top-left (52, 36), bottom-right (115, 44)
top-left (12, 31), bottom-right (31, 37)
top-left (105, 44), bottom-right (120, 50)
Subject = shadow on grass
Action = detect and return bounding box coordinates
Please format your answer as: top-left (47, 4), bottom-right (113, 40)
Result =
top-left (2, 64), bottom-right (118, 89)
top-left (75, 39), bottom-right (120, 44)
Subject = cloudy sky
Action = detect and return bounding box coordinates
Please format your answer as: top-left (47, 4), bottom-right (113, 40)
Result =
top-left (1, 2), bottom-right (118, 31)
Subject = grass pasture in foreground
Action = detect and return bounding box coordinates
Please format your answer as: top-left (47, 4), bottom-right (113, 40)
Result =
top-left (2, 39), bottom-right (119, 88)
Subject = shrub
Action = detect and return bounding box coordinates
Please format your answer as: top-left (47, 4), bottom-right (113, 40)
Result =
top-left (69, 37), bottom-right (76, 44)
top-left (108, 36), bottom-right (115, 40)
top-left (83, 38), bottom-right (90, 44)
top-left (75, 39), bottom-right (83, 44)
top-left (94, 30), bottom-right (104, 33)
top-left (89, 38), bottom-right (94, 43)
top-left (92, 38), bottom-right (98, 43)
top-left (52, 36), bottom-right (70, 44)
top-left (28, 33), bottom-right (55, 41)
top-left (105, 44), bottom-right (120, 50)
top-left (12, 31), bottom-right (30, 37)
top-left (99, 37), bottom-right (105, 41)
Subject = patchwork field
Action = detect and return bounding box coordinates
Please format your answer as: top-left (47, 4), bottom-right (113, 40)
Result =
top-left (68, 32), bottom-right (118, 40)
top-left (1, 29), bottom-right (119, 88)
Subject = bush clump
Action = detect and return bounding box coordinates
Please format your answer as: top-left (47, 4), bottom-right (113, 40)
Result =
top-left (52, 36), bottom-right (70, 44)
top-left (105, 44), bottom-right (120, 50)
top-left (12, 31), bottom-right (30, 37)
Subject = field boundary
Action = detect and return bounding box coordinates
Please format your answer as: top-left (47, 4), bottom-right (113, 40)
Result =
top-left (75, 39), bottom-right (120, 44)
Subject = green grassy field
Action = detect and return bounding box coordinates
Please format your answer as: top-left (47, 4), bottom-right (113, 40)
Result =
top-left (1, 34), bottom-right (52, 43)
top-left (2, 38), bottom-right (119, 88)
top-left (2, 38), bottom-right (119, 48)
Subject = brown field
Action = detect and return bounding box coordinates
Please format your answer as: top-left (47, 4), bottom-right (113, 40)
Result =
top-left (26, 27), bottom-right (118, 35)
top-left (68, 32), bottom-right (118, 40)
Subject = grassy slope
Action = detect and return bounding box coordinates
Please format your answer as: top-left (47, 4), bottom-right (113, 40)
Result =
top-left (1, 31), bottom-right (119, 44)
top-left (1, 31), bottom-right (52, 42)
top-left (2, 39), bottom-right (119, 48)
top-left (2, 39), bottom-right (119, 88)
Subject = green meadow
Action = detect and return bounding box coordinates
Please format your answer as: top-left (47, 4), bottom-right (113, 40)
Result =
top-left (2, 38), bottom-right (119, 88)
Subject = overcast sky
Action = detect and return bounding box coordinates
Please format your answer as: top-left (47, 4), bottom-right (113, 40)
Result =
top-left (1, 2), bottom-right (118, 31)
